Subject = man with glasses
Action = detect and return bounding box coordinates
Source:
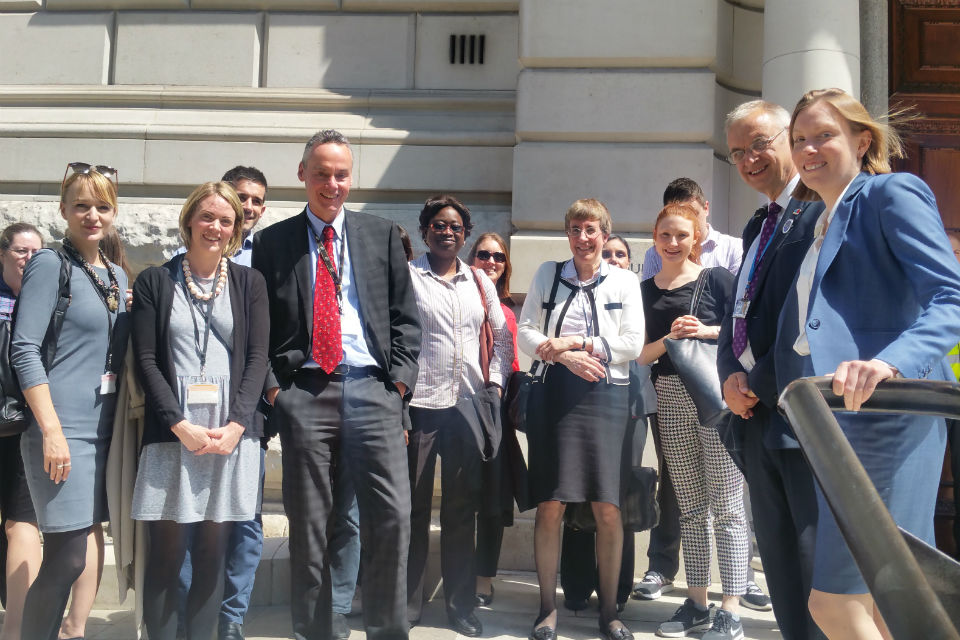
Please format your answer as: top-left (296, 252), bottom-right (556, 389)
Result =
top-left (639, 177), bottom-right (742, 281)
top-left (252, 130), bottom-right (420, 640)
top-left (716, 100), bottom-right (826, 640)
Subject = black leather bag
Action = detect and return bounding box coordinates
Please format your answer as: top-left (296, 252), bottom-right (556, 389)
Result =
top-left (0, 251), bottom-right (72, 438)
top-left (563, 466), bottom-right (660, 533)
top-left (0, 319), bottom-right (27, 437)
top-left (662, 270), bottom-right (730, 429)
top-left (504, 261), bottom-right (564, 433)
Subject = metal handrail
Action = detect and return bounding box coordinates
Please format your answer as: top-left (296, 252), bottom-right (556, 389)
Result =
top-left (778, 376), bottom-right (960, 640)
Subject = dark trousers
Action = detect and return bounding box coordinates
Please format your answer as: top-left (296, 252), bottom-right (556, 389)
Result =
top-left (406, 405), bottom-right (480, 620)
top-left (743, 414), bottom-right (826, 640)
top-left (560, 527), bottom-right (634, 604)
top-left (475, 514), bottom-right (503, 578)
top-left (277, 371), bottom-right (411, 640)
top-left (645, 414), bottom-right (682, 580)
top-left (949, 419), bottom-right (960, 559)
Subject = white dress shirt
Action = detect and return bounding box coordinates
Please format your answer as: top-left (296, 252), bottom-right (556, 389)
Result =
top-left (304, 205), bottom-right (378, 368)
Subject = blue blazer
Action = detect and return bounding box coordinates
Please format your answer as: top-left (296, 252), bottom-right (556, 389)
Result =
top-left (775, 172), bottom-right (960, 390)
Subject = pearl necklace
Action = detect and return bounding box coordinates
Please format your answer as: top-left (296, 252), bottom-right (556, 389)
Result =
top-left (182, 256), bottom-right (228, 301)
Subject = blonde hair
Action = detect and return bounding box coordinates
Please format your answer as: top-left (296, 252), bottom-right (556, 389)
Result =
top-left (654, 203), bottom-right (702, 265)
top-left (179, 182), bottom-right (245, 258)
top-left (60, 171), bottom-right (118, 212)
top-left (790, 88), bottom-right (909, 201)
top-left (564, 198), bottom-right (612, 236)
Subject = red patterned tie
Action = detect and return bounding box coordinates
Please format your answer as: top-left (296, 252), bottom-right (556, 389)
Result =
top-left (311, 225), bottom-right (342, 373)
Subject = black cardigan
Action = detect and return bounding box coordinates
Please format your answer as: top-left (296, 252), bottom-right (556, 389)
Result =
top-left (131, 254), bottom-right (270, 446)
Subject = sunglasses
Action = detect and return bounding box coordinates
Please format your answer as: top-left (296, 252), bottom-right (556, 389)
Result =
top-left (429, 221), bottom-right (464, 234)
top-left (602, 249), bottom-right (628, 260)
top-left (63, 162), bottom-right (119, 188)
top-left (475, 250), bottom-right (506, 264)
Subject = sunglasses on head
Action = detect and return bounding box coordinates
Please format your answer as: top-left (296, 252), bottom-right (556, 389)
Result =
top-left (475, 250), bottom-right (506, 264)
top-left (63, 162), bottom-right (119, 188)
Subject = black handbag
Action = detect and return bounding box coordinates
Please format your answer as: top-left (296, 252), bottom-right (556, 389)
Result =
top-left (563, 466), bottom-right (660, 533)
top-left (0, 250), bottom-right (73, 438)
top-left (504, 261), bottom-right (564, 433)
top-left (663, 269), bottom-right (730, 429)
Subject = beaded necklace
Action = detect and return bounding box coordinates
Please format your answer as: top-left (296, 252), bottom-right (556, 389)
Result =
top-left (182, 256), bottom-right (228, 301)
top-left (61, 237), bottom-right (120, 312)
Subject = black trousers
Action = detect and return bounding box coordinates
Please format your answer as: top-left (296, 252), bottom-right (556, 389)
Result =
top-left (276, 370), bottom-right (411, 640)
top-left (406, 405), bottom-right (481, 620)
top-left (560, 527), bottom-right (634, 604)
top-left (743, 409), bottom-right (826, 640)
top-left (645, 414), bottom-right (682, 580)
top-left (949, 418), bottom-right (960, 559)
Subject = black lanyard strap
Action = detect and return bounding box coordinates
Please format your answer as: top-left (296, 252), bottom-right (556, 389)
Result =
top-left (312, 226), bottom-right (346, 315)
top-left (185, 290), bottom-right (214, 378)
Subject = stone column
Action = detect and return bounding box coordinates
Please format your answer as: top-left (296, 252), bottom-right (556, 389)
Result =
top-left (761, 0), bottom-right (861, 110)
top-left (859, 0), bottom-right (889, 118)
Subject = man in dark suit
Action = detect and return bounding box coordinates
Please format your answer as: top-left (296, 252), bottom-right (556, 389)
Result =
top-left (716, 101), bottom-right (826, 640)
top-left (252, 129), bottom-right (420, 640)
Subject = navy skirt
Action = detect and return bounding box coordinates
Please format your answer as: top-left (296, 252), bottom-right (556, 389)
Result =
top-left (527, 365), bottom-right (630, 506)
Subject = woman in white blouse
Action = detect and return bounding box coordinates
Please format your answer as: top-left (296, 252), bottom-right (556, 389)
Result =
top-left (517, 198), bottom-right (644, 640)
top-left (405, 194), bottom-right (514, 636)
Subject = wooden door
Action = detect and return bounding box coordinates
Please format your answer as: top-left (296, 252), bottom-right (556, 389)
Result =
top-left (890, 0), bottom-right (960, 557)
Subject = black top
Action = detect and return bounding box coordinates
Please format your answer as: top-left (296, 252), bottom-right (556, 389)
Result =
top-left (131, 254), bottom-right (270, 446)
top-left (641, 267), bottom-right (734, 377)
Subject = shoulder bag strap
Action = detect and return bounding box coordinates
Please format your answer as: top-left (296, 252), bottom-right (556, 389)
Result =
top-left (529, 261), bottom-right (565, 375)
top-left (687, 268), bottom-right (709, 317)
top-left (470, 266), bottom-right (493, 383)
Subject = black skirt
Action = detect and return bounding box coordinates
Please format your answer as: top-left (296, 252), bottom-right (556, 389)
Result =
top-left (527, 364), bottom-right (630, 506)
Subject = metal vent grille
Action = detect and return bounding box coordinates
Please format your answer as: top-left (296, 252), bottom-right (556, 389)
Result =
top-left (449, 34), bottom-right (485, 65)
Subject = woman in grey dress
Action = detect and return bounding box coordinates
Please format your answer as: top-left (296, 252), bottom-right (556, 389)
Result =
top-left (11, 164), bottom-right (130, 640)
top-left (130, 181), bottom-right (269, 640)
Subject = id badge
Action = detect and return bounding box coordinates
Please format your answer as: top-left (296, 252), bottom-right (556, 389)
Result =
top-left (186, 383), bottom-right (220, 405)
top-left (100, 373), bottom-right (117, 395)
top-left (732, 298), bottom-right (750, 319)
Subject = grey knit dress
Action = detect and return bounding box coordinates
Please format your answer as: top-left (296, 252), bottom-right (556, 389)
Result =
top-left (131, 271), bottom-right (259, 523)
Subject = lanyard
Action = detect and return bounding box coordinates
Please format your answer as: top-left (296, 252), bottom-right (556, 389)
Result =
top-left (312, 226), bottom-right (346, 315)
top-left (185, 290), bottom-right (214, 378)
top-left (76, 262), bottom-right (118, 374)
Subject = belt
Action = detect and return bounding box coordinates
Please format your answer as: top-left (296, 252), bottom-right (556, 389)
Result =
top-left (294, 364), bottom-right (383, 380)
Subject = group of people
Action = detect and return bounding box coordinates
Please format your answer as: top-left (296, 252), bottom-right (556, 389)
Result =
top-left (0, 86), bottom-right (957, 640)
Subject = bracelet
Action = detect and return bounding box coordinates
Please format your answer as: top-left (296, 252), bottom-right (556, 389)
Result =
top-left (580, 336), bottom-right (587, 351)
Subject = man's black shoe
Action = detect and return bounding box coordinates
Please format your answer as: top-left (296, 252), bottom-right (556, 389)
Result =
top-left (219, 621), bottom-right (245, 640)
top-left (333, 612), bottom-right (351, 640)
top-left (448, 611), bottom-right (483, 637)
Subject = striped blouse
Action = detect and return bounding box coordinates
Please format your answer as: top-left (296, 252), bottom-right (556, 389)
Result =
top-left (408, 254), bottom-right (514, 409)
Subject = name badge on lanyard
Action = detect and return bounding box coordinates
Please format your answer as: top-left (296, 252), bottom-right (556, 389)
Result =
top-left (100, 373), bottom-right (116, 395)
top-left (186, 383), bottom-right (220, 405)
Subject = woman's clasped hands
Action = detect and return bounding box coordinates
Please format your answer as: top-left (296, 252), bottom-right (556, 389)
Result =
top-left (172, 419), bottom-right (245, 455)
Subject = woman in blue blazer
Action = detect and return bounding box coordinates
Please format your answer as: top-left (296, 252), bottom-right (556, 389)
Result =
top-left (775, 88), bottom-right (960, 639)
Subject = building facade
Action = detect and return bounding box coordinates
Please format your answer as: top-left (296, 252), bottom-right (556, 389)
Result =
top-left (0, 0), bottom-right (905, 287)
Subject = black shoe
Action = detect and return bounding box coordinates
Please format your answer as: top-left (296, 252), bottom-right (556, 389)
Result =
top-left (448, 611), bottom-right (483, 637)
top-left (476, 583), bottom-right (495, 607)
top-left (530, 611), bottom-right (557, 640)
top-left (332, 613), bottom-right (351, 640)
top-left (218, 621), bottom-right (244, 640)
top-left (600, 619), bottom-right (634, 640)
top-left (564, 597), bottom-right (590, 611)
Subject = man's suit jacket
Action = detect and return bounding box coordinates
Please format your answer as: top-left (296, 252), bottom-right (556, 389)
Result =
top-left (252, 208), bottom-right (421, 394)
top-left (774, 172), bottom-right (960, 390)
top-left (717, 197), bottom-right (824, 450)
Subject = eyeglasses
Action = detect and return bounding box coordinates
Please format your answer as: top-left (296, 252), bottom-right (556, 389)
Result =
top-left (63, 162), bottom-right (119, 188)
top-left (727, 127), bottom-right (787, 165)
top-left (7, 248), bottom-right (37, 258)
top-left (429, 221), bottom-right (464, 234)
top-left (602, 249), bottom-right (628, 260)
top-left (475, 250), bottom-right (506, 264)
top-left (566, 225), bottom-right (602, 239)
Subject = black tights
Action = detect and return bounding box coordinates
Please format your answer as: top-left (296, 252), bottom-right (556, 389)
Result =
top-left (20, 526), bottom-right (89, 640)
top-left (142, 520), bottom-right (232, 640)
